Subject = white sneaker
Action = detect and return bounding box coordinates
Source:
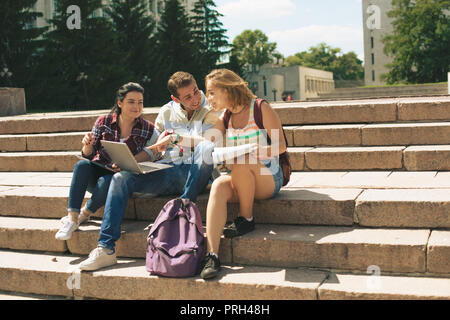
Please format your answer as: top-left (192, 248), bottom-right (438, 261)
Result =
top-left (60, 212), bottom-right (90, 225)
top-left (55, 220), bottom-right (79, 240)
top-left (79, 247), bottom-right (117, 271)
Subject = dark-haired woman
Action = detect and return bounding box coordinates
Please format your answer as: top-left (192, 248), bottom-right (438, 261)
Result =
top-left (56, 82), bottom-right (160, 240)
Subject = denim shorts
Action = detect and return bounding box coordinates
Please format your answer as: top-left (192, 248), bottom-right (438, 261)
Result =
top-left (225, 158), bottom-right (283, 198)
top-left (260, 158), bottom-right (283, 198)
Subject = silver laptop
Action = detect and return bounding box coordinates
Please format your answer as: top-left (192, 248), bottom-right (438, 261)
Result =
top-left (101, 140), bottom-right (172, 174)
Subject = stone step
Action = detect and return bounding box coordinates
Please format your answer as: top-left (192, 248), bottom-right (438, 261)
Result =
top-left (2, 121), bottom-right (450, 152)
top-left (0, 218), bottom-right (447, 275)
top-left (2, 171), bottom-right (450, 189)
top-left (0, 185), bottom-right (359, 227)
top-left (1, 145), bottom-right (449, 171)
top-left (1, 251), bottom-right (449, 300)
top-left (0, 250), bottom-right (326, 300)
top-left (288, 122), bottom-right (450, 147)
top-left (0, 132), bottom-right (88, 152)
top-left (0, 290), bottom-right (67, 300)
top-left (1, 172), bottom-right (449, 228)
top-left (0, 108), bottom-right (159, 134)
top-left (1, 96), bottom-right (449, 135)
top-left (318, 272), bottom-right (450, 299)
top-left (299, 145), bottom-right (450, 171)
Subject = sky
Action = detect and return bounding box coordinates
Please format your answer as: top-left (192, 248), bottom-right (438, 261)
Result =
top-left (215, 0), bottom-right (365, 62)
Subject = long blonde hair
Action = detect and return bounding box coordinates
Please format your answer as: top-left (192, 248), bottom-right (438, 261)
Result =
top-left (205, 68), bottom-right (256, 113)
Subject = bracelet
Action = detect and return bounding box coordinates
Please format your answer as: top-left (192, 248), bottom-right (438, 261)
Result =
top-left (170, 133), bottom-right (180, 145)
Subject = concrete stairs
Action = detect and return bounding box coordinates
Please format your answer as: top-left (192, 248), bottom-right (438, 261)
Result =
top-left (0, 96), bottom-right (449, 300)
top-left (312, 83), bottom-right (448, 101)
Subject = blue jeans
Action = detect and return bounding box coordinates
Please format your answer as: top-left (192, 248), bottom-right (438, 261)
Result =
top-left (98, 140), bottom-right (215, 251)
top-left (68, 160), bottom-right (113, 214)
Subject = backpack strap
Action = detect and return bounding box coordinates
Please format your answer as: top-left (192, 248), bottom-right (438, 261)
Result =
top-left (223, 99), bottom-right (287, 146)
top-left (253, 98), bottom-right (265, 129)
top-left (253, 99), bottom-right (289, 147)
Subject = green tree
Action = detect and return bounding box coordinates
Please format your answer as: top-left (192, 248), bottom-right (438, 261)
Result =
top-left (232, 30), bottom-right (277, 67)
top-left (383, 0), bottom-right (450, 84)
top-left (32, 0), bottom-right (128, 111)
top-left (104, 0), bottom-right (157, 103)
top-left (153, 0), bottom-right (198, 103)
top-left (0, 0), bottom-right (46, 87)
top-left (225, 49), bottom-right (244, 75)
top-left (285, 43), bottom-right (364, 81)
top-left (190, 0), bottom-right (229, 81)
top-left (332, 51), bottom-right (364, 80)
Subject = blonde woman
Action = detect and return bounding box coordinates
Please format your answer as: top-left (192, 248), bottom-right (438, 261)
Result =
top-left (200, 68), bottom-right (286, 279)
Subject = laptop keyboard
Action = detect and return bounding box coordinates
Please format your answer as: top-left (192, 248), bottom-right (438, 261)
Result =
top-left (139, 164), bottom-right (155, 171)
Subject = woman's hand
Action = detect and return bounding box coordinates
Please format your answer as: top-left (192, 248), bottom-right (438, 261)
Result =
top-left (110, 163), bottom-right (121, 172)
top-left (82, 132), bottom-right (94, 147)
top-left (81, 132), bottom-right (94, 156)
top-left (253, 144), bottom-right (273, 160)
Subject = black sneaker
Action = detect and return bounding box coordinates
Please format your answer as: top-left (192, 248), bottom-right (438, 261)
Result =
top-left (200, 253), bottom-right (221, 280)
top-left (223, 216), bottom-right (255, 238)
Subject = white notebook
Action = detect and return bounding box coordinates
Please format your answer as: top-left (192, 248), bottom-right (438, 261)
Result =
top-left (212, 144), bottom-right (258, 165)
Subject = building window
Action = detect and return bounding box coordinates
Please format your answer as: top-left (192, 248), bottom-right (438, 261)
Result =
top-left (372, 70), bottom-right (376, 82)
top-left (371, 36), bottom-right (374, 49)
top-left (371, 53), bottom-right (375, 65)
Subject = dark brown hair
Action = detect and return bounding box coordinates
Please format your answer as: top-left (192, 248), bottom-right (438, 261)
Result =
top-left (167, 71), bottom-right (196, 98)
top-left (110, 82), bottom-right (144, 115)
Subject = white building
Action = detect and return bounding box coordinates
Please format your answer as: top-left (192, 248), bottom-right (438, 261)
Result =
top-left (362, 0), bottom-right (450, 85)
top-left (245, 64), bottom-right (334, 102)
top-left (362, 0), bottom-right (394, 86)
top-left (30, 0), bottom-right (196, 29)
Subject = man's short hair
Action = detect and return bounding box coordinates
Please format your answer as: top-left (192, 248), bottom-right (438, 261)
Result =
top-left (167, 71), bottom-right (196, 98)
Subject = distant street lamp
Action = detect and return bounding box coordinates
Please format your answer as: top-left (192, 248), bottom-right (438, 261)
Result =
top-left (0, 66), bottom-right (13, 86)
top-left (76, 72), bottom-right (89, 107)
top-left (142, 75), bottom-right (151, 84)
top-left (77, 72), bottom-right (88, 81)
top-left (0, 67), bottom-right (12, 78)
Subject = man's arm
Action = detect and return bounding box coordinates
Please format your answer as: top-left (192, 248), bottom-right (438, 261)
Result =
top-left (135, 128), bottom-right (161, 162)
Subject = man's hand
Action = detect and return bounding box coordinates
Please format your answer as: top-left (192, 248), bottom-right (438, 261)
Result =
top-left (147, 134), bottom-right (173, 153)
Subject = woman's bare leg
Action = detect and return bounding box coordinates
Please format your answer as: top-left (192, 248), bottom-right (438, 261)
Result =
top-left (206, 175), bottom-right (238, 254)
top-left (230, 162), bottom-right (276, 219)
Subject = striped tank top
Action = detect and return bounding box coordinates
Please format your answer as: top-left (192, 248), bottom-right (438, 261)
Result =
top-left (226, 99), bottom-right (268, 148)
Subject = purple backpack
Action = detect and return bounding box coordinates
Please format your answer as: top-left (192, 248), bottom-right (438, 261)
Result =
top-left (146, 198), bottom-right (204, 277)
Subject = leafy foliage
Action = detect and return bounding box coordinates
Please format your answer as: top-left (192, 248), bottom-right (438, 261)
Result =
top-left (285, 43), bottom-right (364, 81)
top-left (0, 0), bottom-right (46, 88)
top-left (31, 0), bottom-right (128, 110)
top-left (383, 0), bottom-right (450, 84)
top-left (232, 29), bottom-right (278, 67)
